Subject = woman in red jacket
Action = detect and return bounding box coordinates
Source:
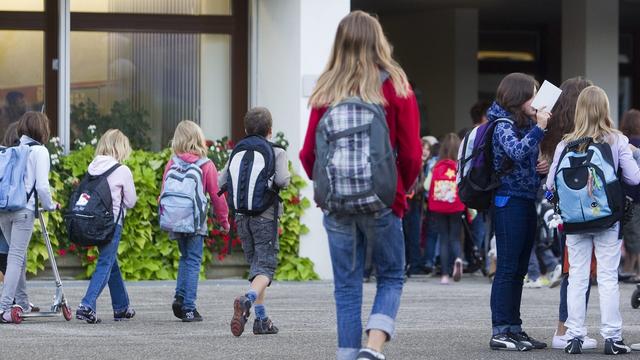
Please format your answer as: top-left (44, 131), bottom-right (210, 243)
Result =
top-left (299, 10), bottom-right (421, 360)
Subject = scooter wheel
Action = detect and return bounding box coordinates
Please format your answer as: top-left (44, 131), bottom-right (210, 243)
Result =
top-left (632, 289), bottom-right (640, 309)
top-left (62, 303), bottom-right (73, 321)
top-left (11, 306), bottom-right (23, 324)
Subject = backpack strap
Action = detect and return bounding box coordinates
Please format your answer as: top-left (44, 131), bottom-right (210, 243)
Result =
top-left (100, 163), bottom-right (122, 179)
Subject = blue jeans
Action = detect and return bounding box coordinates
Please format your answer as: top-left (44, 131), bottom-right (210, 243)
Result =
top-left (422, 212), bottom-right (439, 268)
top-left (432, 213), bottom-right (462, 275)
top-left (403, 198), bottom-right (423, 273)
top-left (324, 208), bottom-right (405, 360)
top-left (81, 225), bottom-right (129, 313)
top-left (175, 234), bottom-right (204, 311)
top-left (490, 196), bottom-right (536, 335)
top-left (471, 212), bottom-right (486, 250)
top-left (0, 230), bottom-right (8, 254)
top-left (528, 246), bottom-right (559, 281)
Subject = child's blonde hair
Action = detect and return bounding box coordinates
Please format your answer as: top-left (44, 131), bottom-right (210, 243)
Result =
top-left (172, 120), bottom-right (207, 158)
top-left (563, 86), bottom-right (620, 150)
top-left (95, 129), bottom-right (132, 162)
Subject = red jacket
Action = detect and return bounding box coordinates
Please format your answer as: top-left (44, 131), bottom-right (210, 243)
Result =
top-left (428, 159), bottom-right (465, 214)
top-left (299, 79), bottom-right (422, 217)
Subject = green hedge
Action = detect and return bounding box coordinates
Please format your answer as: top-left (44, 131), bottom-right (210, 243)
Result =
top-left (27, 133), bottom-right (318, 281)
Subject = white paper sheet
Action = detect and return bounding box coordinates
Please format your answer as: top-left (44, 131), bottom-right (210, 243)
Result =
top-left (531, 80), bottom-right (562, 111)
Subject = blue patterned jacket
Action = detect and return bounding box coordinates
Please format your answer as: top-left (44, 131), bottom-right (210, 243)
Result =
top-left (489, 102), bottom-right (545, 200)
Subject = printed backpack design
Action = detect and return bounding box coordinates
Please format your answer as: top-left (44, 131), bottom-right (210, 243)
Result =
top-left (457, 118), bottom-right (513, 210)
top-left (429, 159), bottom-right (465, 214)
top-left (312, 72), bottom-right (396, 215)
top-left (223, 135), bottom-right (280, 215)
top-left (554, 137), bottom-right (624, 234)
top-left (159, 157), bottom-right (209, 234)
top-left (65, 164), bottom-right (122, 247)
top-left (0, 142), bottom-right (39, 212)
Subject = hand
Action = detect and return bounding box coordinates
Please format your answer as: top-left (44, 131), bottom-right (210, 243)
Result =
top-left (536, 159), bottom-right (550, 175)
top-left (535, 106), bottom-right (551, 130)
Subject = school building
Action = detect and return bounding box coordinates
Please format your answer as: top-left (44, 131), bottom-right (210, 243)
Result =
top-left (1, 0), bottom-right (639, 279)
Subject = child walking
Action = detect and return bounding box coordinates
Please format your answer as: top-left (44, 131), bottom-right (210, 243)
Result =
top-left (161, 120), bottom-right (230, 322)
top-left (427, 133), bottom-right (465, 284)
top-left (220, 107), bottom-right (290, 336)
top-left (75, 129), bottom-right (138, 323)
top-left (0, 112), bottom-right (56, 322)
top-left (547, 86), bottom-right (640, 354)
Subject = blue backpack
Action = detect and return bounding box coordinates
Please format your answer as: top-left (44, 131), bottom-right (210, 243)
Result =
top-left (159, 157), bottom-right (210, 234)
top-left (554, 137), bottom-right (624, 234)
top-left (222, 135), bottom-right (281, 215)
top-left (0, 142), bottom-right (38, 212)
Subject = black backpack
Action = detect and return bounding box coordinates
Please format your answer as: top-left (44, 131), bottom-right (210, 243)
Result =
top-left (65, 164), bottom-right (123, 247)
top-left (221, 135), bottom-right (281, 215)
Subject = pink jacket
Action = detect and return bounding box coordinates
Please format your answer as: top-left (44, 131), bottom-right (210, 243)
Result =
top-left (162, 153), bottom-right (230, 231)
top-left (88, 155), bottom-right (137, 223)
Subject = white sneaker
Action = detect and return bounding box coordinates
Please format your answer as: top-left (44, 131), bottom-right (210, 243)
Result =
top-left (549, 264), bottom-right (563, 288)
top-left (523, 278), bottom-right (543, 288)
top-left (631, 343), bottom-right (640, 351)
top-left (552, 331), bottom-right (597, 350)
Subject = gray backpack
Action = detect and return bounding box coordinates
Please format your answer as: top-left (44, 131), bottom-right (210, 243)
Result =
top-left (312, 77), bottom-right (397, 214)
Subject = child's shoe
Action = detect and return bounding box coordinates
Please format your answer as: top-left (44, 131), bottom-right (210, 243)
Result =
top-left (230, 295), bottom-right (252, 337)
top-left (172, 295), bottom-right (184, 319)
top-left (356, 348), bottom-right (386, 360)
top-left (453, 258), bottom-right (463, 282)
top-left (181, 309), bottom-right (203, 322)
top-left (114, 307), bottom-right (136, 321)
top-left (604, 339), bottom-right (631, 355)
top-left (76, 305), bottom-right (101, 324)
top-left (253, 317), bottom-right (279, 335)
top-left (440, 275), bottom-right (449, 285)
top-left (565, 338), bottom-right (583, 354)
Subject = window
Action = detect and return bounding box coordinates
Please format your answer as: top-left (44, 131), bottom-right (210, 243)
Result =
top-left (0, 30), bottom-right (44, 140)
top-left (70, 32), bottom-right (231, 150)
top-left (0, 0), bottom-right (43, 12)
top-left (70, 0), bottom-right (231, 15)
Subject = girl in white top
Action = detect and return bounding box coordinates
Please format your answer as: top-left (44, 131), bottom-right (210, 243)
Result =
top-left (0, 112), bottom-right (56, 322)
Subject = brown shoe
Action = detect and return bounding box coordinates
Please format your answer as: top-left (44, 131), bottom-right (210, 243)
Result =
top-left (230, 295), bottom-right (251, 337)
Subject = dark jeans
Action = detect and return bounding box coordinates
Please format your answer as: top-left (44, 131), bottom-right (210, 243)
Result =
top-left (422, 212), bottom-right (439, 268)
top-left (403, 198), bottom-right (423, 273)
top-left (490, 196), bottom-right (536, 335)
top-left (432, 212), bottom-right (462, 275)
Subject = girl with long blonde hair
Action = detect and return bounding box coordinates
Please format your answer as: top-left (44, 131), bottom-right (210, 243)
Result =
top-left (300, 10), bottom-right (422, 360)
top-left (546, 86), bottom-right (640, 354)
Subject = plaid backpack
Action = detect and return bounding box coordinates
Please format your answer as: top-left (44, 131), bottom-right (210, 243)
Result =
top-left (312, 73), bottom-right (397, 214)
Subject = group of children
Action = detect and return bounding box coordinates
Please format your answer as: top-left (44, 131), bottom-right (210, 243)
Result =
top-left (0, 107), bottom-right (289, 337)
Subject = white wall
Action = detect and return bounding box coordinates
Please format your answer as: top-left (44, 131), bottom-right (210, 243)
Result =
top-left (252, 0), bottom-right (350, 280)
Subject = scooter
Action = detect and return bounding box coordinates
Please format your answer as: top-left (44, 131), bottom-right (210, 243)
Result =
top-left (9, 209), bottom-right (72, 323)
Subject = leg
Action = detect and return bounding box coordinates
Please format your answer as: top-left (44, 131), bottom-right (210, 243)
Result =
top-left (593, 225), bottom-right (623, 341)
top-left (175, 236), bottom-right (188, 299)
top-left (247, 216), bottom-right (279, 320)
top-left (324, 213), bottom-right (364, 360)
top-left (0, 210), bottom-right (35, 311)
top-left (403, 199), bottom-right (422, 273)
top-left (434, 214), bottom-right (451, 277)
top-left (423, 213), bottom-right (438, 269)
top-left (365, 209), bottom-right (405, 352)
top-left (510, 200), bottom-right (537, 333)
top-left (107, 257), bottom-right (129, 313)
top-left (527, 249), bottom-right (542, 282)
top-left (564, 233), bottom-right (593, 340)
top-left (450, 214), bottom-right (463, 260)
top-left (81, 225), bottom-right (122, 311)
top-left (181, 235), bottom-right (204, 311)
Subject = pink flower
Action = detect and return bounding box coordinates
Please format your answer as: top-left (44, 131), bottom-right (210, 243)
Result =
top-left (87, 255), bottom-right (97, 263)
top-left (57, 249), bottom-right (67, 257)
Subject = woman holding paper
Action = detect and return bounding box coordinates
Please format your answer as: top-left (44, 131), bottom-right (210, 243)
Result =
top-left (488, 73), bottom-right (552, 351)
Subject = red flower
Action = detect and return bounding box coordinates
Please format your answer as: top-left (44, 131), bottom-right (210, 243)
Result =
top-left (87, 255), bottom-right (97, 263)
top-left (291, 196), bottom-right (300, 205)
top-left (217, 254), bottom-right (225, 261)
top-left (57, 249), bottom-right (67, 257)
top-left (278, 227), bottom-right (283, 236)
top-left (68, 244), bottom-right (77, 252)
top-left (226, 140), bottom-right (235, 149)
top-left (205, 140), bottom-right (214, 148)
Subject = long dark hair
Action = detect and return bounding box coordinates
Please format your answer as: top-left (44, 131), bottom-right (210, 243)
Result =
top-left (621, 109), bottom-right (640, 138)
top-left (496, 73), bottom-right (539, 128)
top-left (438, 133), bottom-right (461, 161)
top-left (539, 77), bottom-right (593, 158)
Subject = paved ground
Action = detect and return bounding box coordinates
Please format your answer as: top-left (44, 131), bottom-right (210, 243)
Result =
top-left (3, 274), bottom-right (640, 359)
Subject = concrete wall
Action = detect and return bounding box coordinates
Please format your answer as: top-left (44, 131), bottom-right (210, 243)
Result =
top-left (252, 0), bottom-right (350, 280)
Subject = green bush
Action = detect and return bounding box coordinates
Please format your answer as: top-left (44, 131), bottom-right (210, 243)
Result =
top-left (28, 132), bottom-right (318, 281)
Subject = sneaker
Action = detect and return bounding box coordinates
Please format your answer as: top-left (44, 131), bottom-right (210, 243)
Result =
top-left (76, 305), bottom-right (101, 324)
top-left (24, 303), bottom-right (40, 313)
top-left (114, 307), bottom-right (136, 321)
top-left (549, 264), bottom-right (563, 288)
top-left (490, 333), bottom-right (533, 351)
top-left (0, 310), bottom-right (11, 323)
top-left (440, 275), bottom-right (450, 285)
top-left (630, 343), bottom-right (640, 351)
top-left (453, 258), bottom-right (463, 282)
top-left (253, 317), bottom-right (279, 335)
top-left (512, 331), bottom-right (547, 349)
top-left (356, 348), bottom-right (386, 360)
top-left (523, 278), bottom-right (544, 288)
top-left (181, 309), bottom-right (203, 322)
top-left (552, 331), bottom-right (598, 350)
top-left (230, 295), bottom-right (252, 337)
top-left (565, 338), bottom-right (583, 354)
top-left (172, 295), bottom-right (184, 319)
top-left (604, 339), bottom-right (631, 355)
